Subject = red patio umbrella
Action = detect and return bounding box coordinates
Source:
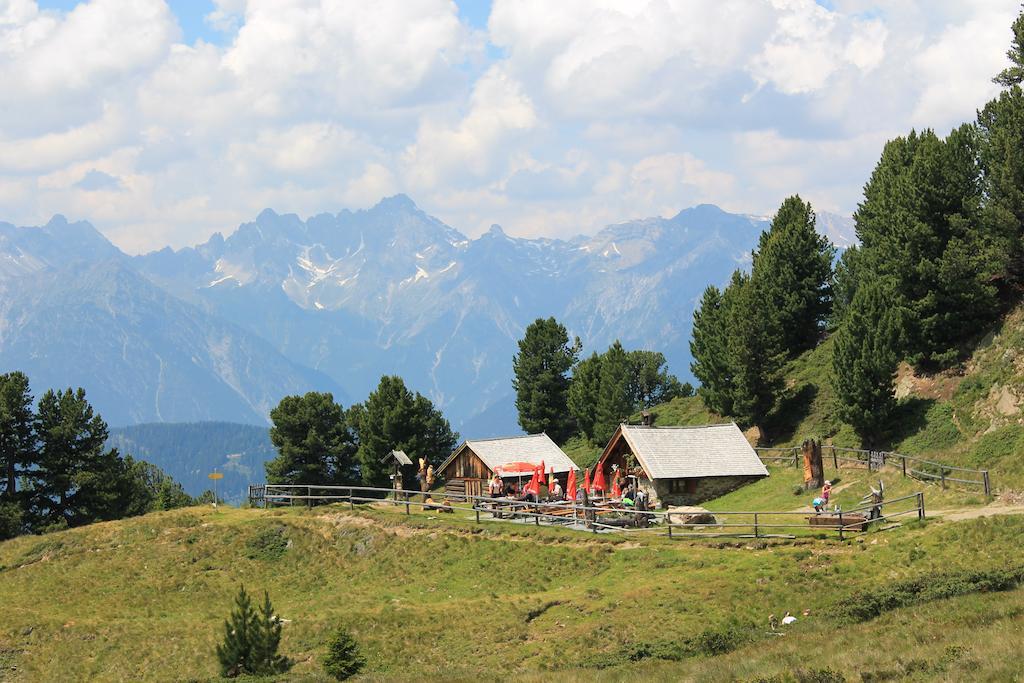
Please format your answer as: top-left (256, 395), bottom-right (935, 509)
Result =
top-left (566, 469), bottom-right (577, 501)
top-left (611, 475), bottom-right (622, 499)
top-left (592, 464), bottom-right (607, 493)
top-left (583, 467), bottom-right (591, 493)
top-left (548, 466), bottom-right (555, 489)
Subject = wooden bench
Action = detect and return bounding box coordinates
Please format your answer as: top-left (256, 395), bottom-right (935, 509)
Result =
top-left (806, 514), bottom-right (868, 531)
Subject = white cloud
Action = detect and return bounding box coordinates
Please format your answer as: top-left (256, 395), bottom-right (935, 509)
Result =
top-left (402, 65), bottom-right (537, 189)
top-left (0, 0), bottom-right (1020, 253)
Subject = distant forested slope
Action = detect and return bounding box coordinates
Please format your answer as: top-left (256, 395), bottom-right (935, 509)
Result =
top-left (107, 422), bottom-right (274, 502)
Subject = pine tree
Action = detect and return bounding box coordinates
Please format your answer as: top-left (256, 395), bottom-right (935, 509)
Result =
top-left (594, 341), bottom-right (632, 445)
top-left (830, 245), bottom-right (864, 328)
top-left (265, 392), bottom-right (357, 486)
top-left (627, 350), bottom-right (685, 408)
top-left (994, 5), bottom-right (1024, 87)
top-left (752, 195), bottom-right (835, 355)
top-left (351, 376), bottom-right (457, 486)
top-left (853, 127), bottom-right (993, 367)
top-left (217, 585), bottom-right (258, 678)
top-left (323, 627), bottom-right (366, 680)
top-left (250, 590), bottom-right (290, 675)
top-left (832, 280), bottom-right (910, 446)
top-left (568, 352), bottom-right (603, 442)
top-left (690, 285), bottom-right (734, 416)
top-left (0, 371), bottom-right (34, 500)
top-left (977, 82), bottom-right (1024, 283)
top-left (31, 387), bottom-right (116, 527)
top-left (512, 317), bottom-right (579, 442)
top-left (725, 272), bottom-right (785, 430)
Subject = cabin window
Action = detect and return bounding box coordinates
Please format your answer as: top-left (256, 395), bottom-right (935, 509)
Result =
top-left (669, 479), bottom-right (699, 494)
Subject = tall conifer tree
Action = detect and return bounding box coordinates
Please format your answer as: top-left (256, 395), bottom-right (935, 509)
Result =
top-left (567, 352), bottom-right (603, 442)
top-left (832, 281), bottom-right (910, 446)
top-left (690, 285), bottom-right (734, 416)
top-left (265, 392), bottom-right (357, 486)
top-left (512, 317), bottom-right (579, 442)
top-left (593, 341), bottom-right (632, 445)
top-left (753, 196), bottom-right (835, 356)
top-left (0, 372), bottom-right (34, 499)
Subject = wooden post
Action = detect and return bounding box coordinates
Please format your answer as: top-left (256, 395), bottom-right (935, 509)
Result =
top-left (941, 470), bottom-right (946, 489)
top-left (667, 521), bottom-right (673, 538)
top-left (535, 503), bottom-right (540, 526)
top-left (753, 513), bottom-right (759, 538)
top-left (983, 471), bottom-right (991, 497)
top-left (405, 499), bottom-right (410, 515)
top-left (475, 506), bottom-right (480, 524)
top-left (838, 511), bottom-right (844, 541)
top-left (917, 492), bottom-right (925, 521)
top-left (349, 488), bottom-right (354, 510)
top-left (832, 445), bottom-right (838, 470)
top-left (901, 456), bottom-right (907, 478)
top-left (307, 486), bottom-right (312, 509)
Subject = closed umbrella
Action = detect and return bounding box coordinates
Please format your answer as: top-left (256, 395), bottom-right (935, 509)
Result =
top-left (592, 465), bottom-right (607, 493)
top-left (566, 469), bottom-right (577, 501)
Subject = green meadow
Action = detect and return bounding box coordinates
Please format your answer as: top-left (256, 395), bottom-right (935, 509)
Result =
top-left (1, 481), bottom-right (1022, 682)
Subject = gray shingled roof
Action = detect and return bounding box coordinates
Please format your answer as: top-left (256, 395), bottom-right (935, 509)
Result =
top-left (439, 433), bottom-right (577, 474)
top-left (381, 449), bottom-right (413, 466)
top-left (619, 423), bottom-right (768, 479)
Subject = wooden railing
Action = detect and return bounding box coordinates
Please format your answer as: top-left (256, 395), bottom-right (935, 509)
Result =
top-left (755, 445), bottom-right (991, 496)
top-left (247, 483), bottom-right (925, 541)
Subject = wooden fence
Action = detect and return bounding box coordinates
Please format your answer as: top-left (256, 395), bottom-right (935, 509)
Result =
top-left (247, 483), bottom-right (925, 541)
top-left (755, 445), bottom-right (991, 496)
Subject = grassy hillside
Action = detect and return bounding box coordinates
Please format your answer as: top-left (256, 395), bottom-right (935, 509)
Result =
top-left (644, 305), bottom-right (1024, 491)
top-left (2, 500), bottom-right (1023, 681)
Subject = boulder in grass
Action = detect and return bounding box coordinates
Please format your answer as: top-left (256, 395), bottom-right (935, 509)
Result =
top-left (666, 506), bottom-right (719, 525)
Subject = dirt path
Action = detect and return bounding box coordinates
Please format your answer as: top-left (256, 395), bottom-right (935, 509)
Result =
top-left (928, 503), bottom-right (1024, 522)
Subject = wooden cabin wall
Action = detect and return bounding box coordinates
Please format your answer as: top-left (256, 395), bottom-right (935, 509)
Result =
top-left (446, 448), bottom-right (491, 480)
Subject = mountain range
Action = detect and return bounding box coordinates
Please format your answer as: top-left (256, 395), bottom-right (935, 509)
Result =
top-left (0, 198), bottom-right (854, 436)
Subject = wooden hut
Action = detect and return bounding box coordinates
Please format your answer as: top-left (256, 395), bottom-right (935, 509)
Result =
top-left (595, 423), bottom-right (769, 508)
top-left (437, 433), bottom-right (577, 499)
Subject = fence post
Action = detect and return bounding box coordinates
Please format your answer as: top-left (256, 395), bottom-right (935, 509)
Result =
top-left (475, 506), bottom-right (480, 524)
top-left (917, 492), bottom-right (925, 521)
top-left (837, 511), bottom-right (844, 541)
top-left (349, 488), bottom-right (354, 510)
top-left (405, 498), bottom-right (410, 515)
top-left (753, 513), bottom-right (759, 538)
top-left (535, 504), bottom-right (540, 526)
top-left (941, 470), bottom-right (946, 490)
top-left (832, 446), bottom-right (838, 470)
top-left (307, 486), bottom-right (312, 509)
top-left (983, 471), bottom-right (991, 497)
top-left (901, 456), bottom-right (907, 478)
top-left (667, 522), bottom-right (673, 538)
top-left (793, 449), bottom-right (799, 468)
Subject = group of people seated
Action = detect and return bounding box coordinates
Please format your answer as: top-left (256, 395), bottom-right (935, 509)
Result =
top-left (485, 471), bottom-right (649, 510)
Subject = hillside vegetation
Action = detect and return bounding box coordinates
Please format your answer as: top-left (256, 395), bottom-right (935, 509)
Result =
top-left (648, 304), bottom-right (1024, 490)
top-left (1, 501), bottom-right (1023, 681)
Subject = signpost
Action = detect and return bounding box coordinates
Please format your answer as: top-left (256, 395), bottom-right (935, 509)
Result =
top-left (208, 471), bottom-right (224, 508)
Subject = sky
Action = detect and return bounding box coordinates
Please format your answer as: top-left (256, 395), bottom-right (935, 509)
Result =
top-left (1, 0), bottom-right (1020, 253)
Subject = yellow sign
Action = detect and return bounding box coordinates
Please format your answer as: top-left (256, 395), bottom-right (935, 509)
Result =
top-left (208, 472), bottom-right (224, 480)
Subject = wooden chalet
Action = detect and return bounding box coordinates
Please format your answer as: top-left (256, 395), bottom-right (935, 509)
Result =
top-left (437, 433), bottom-right (578, 498)
top-left (596, 423), bottom-right (769, 508)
